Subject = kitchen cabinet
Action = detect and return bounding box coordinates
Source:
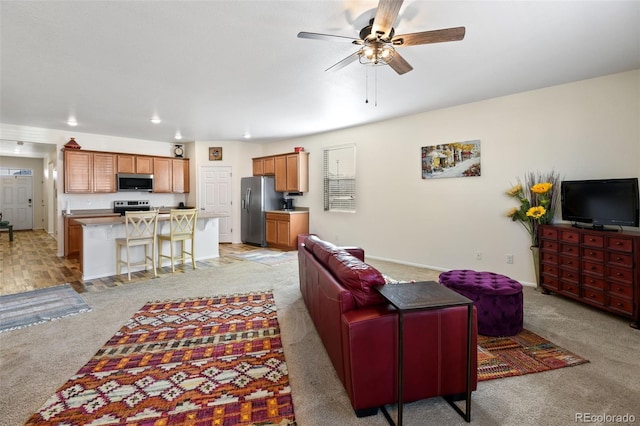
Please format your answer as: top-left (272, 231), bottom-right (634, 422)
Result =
top-left (539, 224), bottom-right (640, 328)
top-left (117, 154), bottom-right (153, 174)
top-left (64, 211), bottom-right (119, 258)
top-left (64, 150), bottom-right (116, 193)
top-left (253, 157), bottom-right (275, 176)
top-left (274, 152), bottom-right (309, 193)
top-left (265, 211), bottom-right (309, 250)
top-left (153, 157), bottom-right (172, 193)
top-left (172, 158), bottom-right (190, 193)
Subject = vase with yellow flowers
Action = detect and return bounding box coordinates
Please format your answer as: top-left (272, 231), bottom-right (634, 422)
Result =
top-left (506, 171), bottom-right (560, 288)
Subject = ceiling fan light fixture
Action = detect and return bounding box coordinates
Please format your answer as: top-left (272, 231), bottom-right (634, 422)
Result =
top-left (359, 42), bottom-right (395, 66)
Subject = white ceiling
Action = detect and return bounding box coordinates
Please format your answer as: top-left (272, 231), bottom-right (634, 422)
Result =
top-left (1, 1), bottom-right (639, 154)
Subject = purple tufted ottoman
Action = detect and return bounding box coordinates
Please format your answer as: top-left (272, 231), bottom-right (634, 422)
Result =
top-left (439, 270), bottom-right (523, 337)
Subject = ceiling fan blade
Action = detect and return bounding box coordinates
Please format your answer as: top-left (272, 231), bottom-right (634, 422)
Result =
top-left (372, 0), bottom-right (404, 40)
top-left (297, 32), bottom-right (361, 44)
top-left (325, 51), bottom-right (361, 72)
top-left (388, 51), bottom-right (413, 75)
top-left (392, 27), bottom-right (466, 46)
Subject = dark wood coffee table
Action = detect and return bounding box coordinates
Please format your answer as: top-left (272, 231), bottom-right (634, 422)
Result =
top-left (376, 281), bottom-right (474, 425)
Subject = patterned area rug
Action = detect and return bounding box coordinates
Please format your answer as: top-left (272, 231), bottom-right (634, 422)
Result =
top-left (0, 284), bottom-right (91, 333)
top-left (26, 291), bottom-right (296, 425)
top-left (477, 328), bottom-right (589, 381)
top-left (231, 250), bottom-right (298, 266)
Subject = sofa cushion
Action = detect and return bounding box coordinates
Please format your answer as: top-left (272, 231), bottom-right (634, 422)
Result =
top-left (328, 249), bottom-right (386, 308)
top-left (306, 235), bottom-right (340, 267)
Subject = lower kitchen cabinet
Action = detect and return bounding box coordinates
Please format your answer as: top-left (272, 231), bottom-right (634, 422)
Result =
top-left (265, 211), bottom-right (309, 251)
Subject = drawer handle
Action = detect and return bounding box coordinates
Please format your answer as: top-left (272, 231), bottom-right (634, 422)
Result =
top-left (616, 272), bottom-right (623, 277)
top-left (616, 257), bottom-right (622, 261)
top-left (617, 287), bottom-right (623, 292)
top-left (590, 266), bottom-right (596, 270)
top-left (589, 238), bottom-right (595, 242)
top-left (590, 252), bottom-right (595, 255)
top-left (616, 302), bottom-right (623, 307)
top-left (616, 242), bottom-right (622, 246)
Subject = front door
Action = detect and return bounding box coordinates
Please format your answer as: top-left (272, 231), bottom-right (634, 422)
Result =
top-left (200, 166), bottom-right (232, 243)
top-left (1, 175), bottom-right (34, 230)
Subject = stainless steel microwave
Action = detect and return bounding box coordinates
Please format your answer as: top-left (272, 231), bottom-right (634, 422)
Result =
top-left (117, 173), bottom-right (154, 192)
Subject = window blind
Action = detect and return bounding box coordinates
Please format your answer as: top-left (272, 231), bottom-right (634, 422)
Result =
top-left (323, 144), bottom-right (356, 212)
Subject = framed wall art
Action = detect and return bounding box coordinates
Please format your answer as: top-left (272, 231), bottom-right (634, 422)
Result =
top-left (421, 139), bottom-right (481, 179)
top-left (209, 147), bottom-right (223, 161)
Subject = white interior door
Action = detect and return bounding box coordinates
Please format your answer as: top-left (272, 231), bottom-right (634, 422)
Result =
top-left (200, 166), bottom-right (232, 243)
top-left (1, 175), bottom-right (34, 230)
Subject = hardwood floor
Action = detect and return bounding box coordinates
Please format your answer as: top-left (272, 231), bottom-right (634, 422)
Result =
top-left (0, 229), bottom-right (264, 296)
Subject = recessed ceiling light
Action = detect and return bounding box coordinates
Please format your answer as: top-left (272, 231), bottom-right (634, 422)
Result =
top-left (243, 132), bottom-right (251, 139)
top-left (67, 118), bottom-right (78, 126)
top-left (150, 116), bottom-right (161, 124)
top-left (174, 132), bottom-right (183, 140)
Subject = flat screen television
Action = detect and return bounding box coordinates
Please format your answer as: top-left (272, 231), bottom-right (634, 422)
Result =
top-left (561, 178), bottom-right (639, 229)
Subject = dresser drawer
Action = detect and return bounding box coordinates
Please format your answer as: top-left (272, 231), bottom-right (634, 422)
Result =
top-left (560, 268), bottom-right (579, 283)
top-left (560, 230), bottom-right (580, 243)
top-left (606, 251), bottom-right (633, 267)
top-left (559, 243), bottom-right (579, 256)
top-left (607, 282), bottom-right (633, 299)
top-left (541, 252), bottom-right (558, 264)
top-left (541, 276), bottom-right (559, 291)
top-left (607, 295), bottom-right (633, 315)
top-left (606, 266), bottom-right (633, 284)
top-left (606, 237), bottom-right (633, 253)
top-left (583, 289), bottom-right (605, 305)
top-left (541, 263), bottom-right (558, 276)
top-left (581, 260), bottom-right (604, 276)
top-left (540, 240), bottom-right (558, 252)
top-left (582, 234), bottom-right (604, 248)
top-left (540, 227), bottom-right (558, 239)
top-left (559, 282), bottom-right (579, 297)
top-left (559, 255), bottom-right (579, 270)
top-left (581, 247), bottom-right (604, 262)
top-left (581, 274), bottom-right (606, 290)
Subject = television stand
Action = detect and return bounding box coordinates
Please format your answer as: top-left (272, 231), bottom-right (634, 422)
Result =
top-left (539, 224), bottom-right (640, 329)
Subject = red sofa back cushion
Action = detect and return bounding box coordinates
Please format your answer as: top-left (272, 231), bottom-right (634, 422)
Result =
top-left (327, 250), bottom-right (386, 308)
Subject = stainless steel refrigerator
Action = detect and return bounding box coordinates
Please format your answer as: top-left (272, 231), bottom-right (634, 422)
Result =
top-left (241, 176), bottom-right (281, 246)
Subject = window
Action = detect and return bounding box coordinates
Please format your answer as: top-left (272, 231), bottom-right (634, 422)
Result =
top-left (0, 168), bottom-right (32, 176)
top-left (323, 144), bottom-right (356, 212)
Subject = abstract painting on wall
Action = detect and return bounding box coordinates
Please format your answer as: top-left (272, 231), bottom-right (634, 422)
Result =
top-left (421, 139), bottom-right (481, 179)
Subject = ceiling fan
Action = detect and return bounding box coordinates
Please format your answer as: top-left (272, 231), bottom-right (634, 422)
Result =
top-left (297, 0), bottom-right (465, 75)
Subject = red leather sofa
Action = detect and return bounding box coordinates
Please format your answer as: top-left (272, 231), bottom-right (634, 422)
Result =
top-left (298, 235), bottom-right (478, 417)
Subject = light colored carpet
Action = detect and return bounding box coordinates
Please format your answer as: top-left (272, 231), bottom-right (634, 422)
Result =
top-left (1, 258), bottom-right (639, 426)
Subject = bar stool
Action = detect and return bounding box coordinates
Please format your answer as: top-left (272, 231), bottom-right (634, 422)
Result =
top-left (157, 209), bottom-right (198, 272)
top-left (116, 210), bottom-right (159, 281)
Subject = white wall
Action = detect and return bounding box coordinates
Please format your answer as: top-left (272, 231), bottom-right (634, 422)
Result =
top-left (261, 70), bottom-right (640, 285)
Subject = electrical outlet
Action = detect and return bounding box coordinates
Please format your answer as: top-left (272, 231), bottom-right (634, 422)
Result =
top-left (506, 254), bottom-right (514, 264)
top-left (475, 252), bottom-right (482, 261)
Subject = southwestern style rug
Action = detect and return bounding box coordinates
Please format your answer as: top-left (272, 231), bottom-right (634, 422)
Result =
top-left (0, 284), bottom-right (91, 333)
top-left (26, 291), bottom-right (296, 425)
top-left (477, 328), bottom-right (589, 381)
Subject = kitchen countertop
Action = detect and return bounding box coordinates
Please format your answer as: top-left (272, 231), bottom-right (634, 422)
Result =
top-left (265, 208), bottom-right (309, 215)
top-left (73, 211), bottom-right (227, 226)
top-left (63, 207), bottom-right (198, 217)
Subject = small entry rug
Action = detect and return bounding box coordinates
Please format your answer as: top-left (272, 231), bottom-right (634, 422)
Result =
top-left (231, 250), bottom-right (298, 266)
top-left (0, 284), bottom-right (91, 333)
top-left (26, 291), bottom-right (296, 425)
top-left (477, 328), bottom-right (589, 381)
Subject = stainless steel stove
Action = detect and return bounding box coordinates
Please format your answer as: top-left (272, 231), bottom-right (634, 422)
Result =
top-left (113, 200), bottom-right (151, 216)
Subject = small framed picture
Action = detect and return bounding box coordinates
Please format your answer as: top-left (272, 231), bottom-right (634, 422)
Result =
top-left (209, 147), bottom-right (223, 161)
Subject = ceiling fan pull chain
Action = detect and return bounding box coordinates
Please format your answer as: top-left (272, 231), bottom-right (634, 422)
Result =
top-left (365, 67), bottom-right (369, 104)
top-left (375, 67), bottom-right (378, 107)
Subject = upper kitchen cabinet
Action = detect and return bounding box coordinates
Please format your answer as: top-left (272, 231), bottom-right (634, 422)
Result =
top-left (153, 157), bottom-right (172, 193)
top-left (172, 158), bottom-right (190, 193)
top-left (275, 152), bottom-right (309, 193)
top-left (153, 157), bottom-right (189, 193)
top-left (117, 154), bottom-right (153, 174)
top-left (64, 150), bottom-right (116, 193)
top-left (253, 156), bottom-right (275, 176)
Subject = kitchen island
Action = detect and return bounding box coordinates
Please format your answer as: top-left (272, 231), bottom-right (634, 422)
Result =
top-left (73, 212), bottom-right (224, 280)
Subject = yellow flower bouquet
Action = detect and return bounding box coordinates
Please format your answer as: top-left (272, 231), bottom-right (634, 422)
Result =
top-left (506, 171), bottom-right (560, 246)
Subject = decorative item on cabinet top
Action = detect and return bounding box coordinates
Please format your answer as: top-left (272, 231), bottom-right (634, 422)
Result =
top-left (64, 137), bottom-right (81, 149)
